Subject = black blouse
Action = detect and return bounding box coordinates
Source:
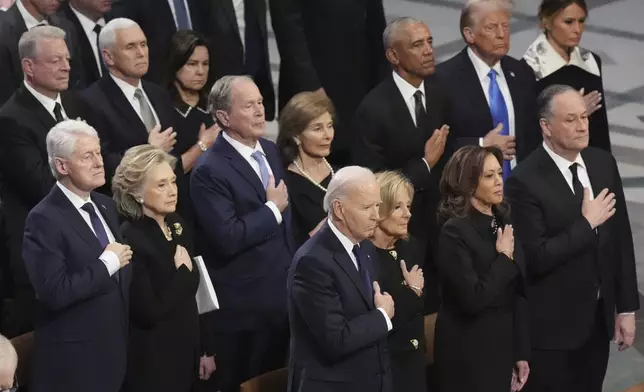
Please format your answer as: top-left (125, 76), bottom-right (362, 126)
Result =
top-left (173, 97), bottom-right (215, 157)
top-left (284, 170), bottom-right (331, 247)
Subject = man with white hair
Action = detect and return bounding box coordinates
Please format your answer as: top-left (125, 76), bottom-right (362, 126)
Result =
top-left (436, 0), bottom-right (541, 177)
top-left (0, 25), bottom-right (88, 338)
top-left (0, 0), bottom-right (81, 105)
top-left (0, 334), bottom-right (17, 391)
top-left (80, 17), bottom-right (179, 191)
top-left (287, 166), bottom-right (395, 392)
top-left (22, 120), bottom-right (132, 392)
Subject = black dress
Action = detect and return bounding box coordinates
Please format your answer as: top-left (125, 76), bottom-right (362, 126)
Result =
top-left (434, 209), bottom-right (529, 392)
top-left (284, 170), bottom-right (331, 247)
top-left (121, 213), bottom-right (202, 392)
top-left (374, 237), bottom-right (427, 392)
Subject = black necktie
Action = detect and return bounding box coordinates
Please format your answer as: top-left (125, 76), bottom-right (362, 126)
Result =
top-left (413, 90), bottom-right (427, 129)
top-left (93, 24), bottom-right (108, 76)
top-left (53, 102), bottom-right (64, 122)
top-left (352, 244), bottom-right (372, 303)
top-left (569, 163), bottom-right (584, 205)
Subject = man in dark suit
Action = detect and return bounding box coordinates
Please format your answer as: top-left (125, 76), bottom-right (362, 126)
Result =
top-left (0, 0), bottom-right (81, 106)
top-left (191, 75), bottom-right (293, 392)
top-left (109, 0), bottom-right (208, 86)
top-left (23, 119), bottom-right (133, 392)
top-left (436, 0), bottom-right (540, 175)
top-left (288, 166), bottom-right (394, 392)
top-left (505, 85), bottom-right (639, 392)
top-left (270, 0), bottom-right (387, 165)
top-left (0, 26), bottom-right (87, 338)
top-left (353, 17), bottom-right (449, 316)
top-left (80, 18), bottom-right (178, 187)
top-left (57, 0), bottom-right (112, 88)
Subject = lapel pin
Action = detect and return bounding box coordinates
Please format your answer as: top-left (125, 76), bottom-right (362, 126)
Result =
top-left (510, 71), bottom-right (515, 78)
top-left (410, 339), bottom-right (419, 349)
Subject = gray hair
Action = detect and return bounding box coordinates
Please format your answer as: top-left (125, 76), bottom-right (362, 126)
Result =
top-left (18, 25), bottom-right (66, 60)
top-left (208, 75), bottom-right (255, 127)
top-left (112, 145), bottom-right (177, 220)
top-left (323, 166), bottom-right (376, 215)
top-left (382, 17), bottom-right (423, 49)
top-left (537, 84), bottom-right (579, 121)
top-left (0, 333), bottom-right (17, 374)
top-left (46, 120), bottom-right (99, 181)
top-left (460, 0), bottom-right (513, 39)
top-left (98, 18), bottom-right (140, 52)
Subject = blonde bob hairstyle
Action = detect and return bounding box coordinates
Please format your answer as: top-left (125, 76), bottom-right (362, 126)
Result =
top-left (374, 170), bottom-right (414, 219)
top-left (112, 145), bottom-right (177, 220)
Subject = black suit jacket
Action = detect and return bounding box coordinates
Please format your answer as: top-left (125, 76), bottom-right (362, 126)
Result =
top-left (0, 3), bottom-right (82, 106)
top-left (0, 85), bottom-right (87, 336)
top-left (505, 146), bottom-right (639, 350)
top-left (436, 48), bottom-right (541, 162)
top-left (270, 0), bottom-right (387, 153)
top-left (287, 224), bottom-right (392, 392)
top-left (23, 185), bottom-right (131, 392)
top-left (353, 74), bottom-right (449, 313)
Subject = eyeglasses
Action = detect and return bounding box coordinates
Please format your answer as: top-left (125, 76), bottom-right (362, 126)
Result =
top-left (0, 377), bottom-right (18, 392)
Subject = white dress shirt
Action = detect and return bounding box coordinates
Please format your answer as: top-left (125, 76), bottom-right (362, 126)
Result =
top-left (232, 0), bottom-right (245, 52)
top-left (391, 71), bottom-right (432, 173)
top-left (467, 47), bottom-right (517, 169)
top-left (110, 74), bottom-right (160, 128)
top-left (56, 182), bottom-right (120, 276)
top-left (542, 141), bottom-right (594, 199)
top-left (70, 5), bottom-right (105, 77)
top-left (221, 131), bottom-right (282, 224)
top-left (167, 0), bottom-right (193, 30)
top-left (327, 219), bottom-right (393, 331)
top-left (23, 81), bottom-right (68, 120)
top-left (17, 0), bottom-right (47, 29)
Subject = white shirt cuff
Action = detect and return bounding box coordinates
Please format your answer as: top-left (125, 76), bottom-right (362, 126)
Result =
top-left (265, 201), bottom-right (283, 224)
top-left (618, 312), bottom-right (635, 316)
top-left (377, 307), bottom-right (393, 331)
top-left (479, 137), bottom-right (484, 147)
top-left (99, 250), bottom-right (120, 276)
top-left (421, 158), bottom-right (431, 173)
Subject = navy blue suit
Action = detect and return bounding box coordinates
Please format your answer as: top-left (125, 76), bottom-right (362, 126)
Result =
top-left (22, 185), bottom-right (131, 392)
top-left (190, 134), bottom-right (295, 390)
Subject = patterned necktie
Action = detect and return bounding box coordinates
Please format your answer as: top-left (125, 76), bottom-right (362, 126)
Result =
top-left (413, 90), bottom-right (427, 129)
top-left (172, 0), bottom-right (191, 30)
top-left (134, 88), bottom-right (157, 131)
top-left (569, 163), bottom-right (584, 205)
top-left (53, 102), bottom-right (64, 122)
top-left (352, 244), bottom-right (373, 303)
top-left (251, 150), bottom-right (270, 189)
top-left (488, 69), bottom-right (512, 180)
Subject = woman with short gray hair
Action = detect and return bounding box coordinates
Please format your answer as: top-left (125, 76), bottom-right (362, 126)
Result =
top-left (112, 145), bottom-right (215, 391)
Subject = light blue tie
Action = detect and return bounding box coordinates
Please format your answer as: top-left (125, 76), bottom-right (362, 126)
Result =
top-left (172, 0), bottom-right (191, 30)
top-left (251, 150), bottom-right (270, 189)
top-left (488, 69), bottom-right (512, 180)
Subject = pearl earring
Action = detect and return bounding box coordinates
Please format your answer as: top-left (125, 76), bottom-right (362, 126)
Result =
top-left (138, 198), bottom-right (144, 204)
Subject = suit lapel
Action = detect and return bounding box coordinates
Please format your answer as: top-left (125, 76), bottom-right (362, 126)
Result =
top-left (99, 76), bottom-right (148, 136)
top-left (220, 0), bottom-right (243, 43)
top-left (213, 135), bottom-right (266, 200)
top-left (143, 82), bottom-right (169, 130)
top-left (581, 150), bottom-right (609, 240)
top-left (51, 186), bottom-right (104, 252)
top-left (15, 85), bottom-right (57, 133)
top-left (536, 147), bottom-right (579, 211)
top-left (62, 5), bottom-right (100, 82)
top-left (501, 57), bottom-right (521, 138)
top-left (384, 76), bottom-right (418, 134)
top-left (456, 49), bottom-right (494, 127)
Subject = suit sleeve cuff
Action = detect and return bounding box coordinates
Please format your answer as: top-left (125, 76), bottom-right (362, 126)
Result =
top-left (377, 308), bottom-right (393, 331)
top-left (421, 158), bottom-right (432, 173)
top-left (99, 250), bottom-right (120, 276)
top-left (265, 201), bottom-right (283, 224)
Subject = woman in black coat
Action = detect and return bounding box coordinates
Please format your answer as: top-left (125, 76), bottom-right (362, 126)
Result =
top-left (371, 171), bottom-right (426, 392)
top-left (523, 0), bottom-right (611, 151)
top-left (112, 145), bottom-right (215, 391)
top-left (434, 146), bottom-right (530, 392)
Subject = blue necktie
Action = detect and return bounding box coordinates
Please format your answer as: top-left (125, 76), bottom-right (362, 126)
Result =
top-left (172, 0), bottom-right (191, 30)
top-left (488, 69), bottom-right (512, 180)
top-left (352, 244), bottom-right (373, 304)
top-left (251, 150), bottom-right (270, 189)
top-left (81, 203), bottom-right (110, 249)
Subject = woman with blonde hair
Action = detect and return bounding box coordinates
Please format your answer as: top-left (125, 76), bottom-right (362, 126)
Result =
top-left (112, 145), bottom-right (215, 391)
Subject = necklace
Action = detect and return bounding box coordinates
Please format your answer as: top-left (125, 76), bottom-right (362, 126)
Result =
top-left (491, 214), bottom-right (499, 235)
top-left (292, 158), bottom-right (334, 192)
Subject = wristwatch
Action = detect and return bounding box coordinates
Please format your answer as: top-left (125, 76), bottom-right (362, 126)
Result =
top-left (197, 140), bottom-right (208, 152)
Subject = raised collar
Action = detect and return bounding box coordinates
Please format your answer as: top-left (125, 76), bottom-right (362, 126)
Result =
top-left (523, 33), bottom-right (600, 79)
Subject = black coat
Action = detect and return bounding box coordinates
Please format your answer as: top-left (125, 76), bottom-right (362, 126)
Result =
top-left (436, 48), bottom-right (541, 162)
top-left (287, 224), bottom-right (392, 392)
top-left (0, 85), bottom-right (87, 337)
top-left (270, 0), bottom-right (387, 157)
top-left (121, 213), bottom-right (201, 392)
top-left (505, 146), bottom-right (639, 350)
top-left (434, 209), bottom-right (529, 392)
top-left (0, 3), bottom-right (82, 106)
top-left (353, 74), bottom-right (449, 313)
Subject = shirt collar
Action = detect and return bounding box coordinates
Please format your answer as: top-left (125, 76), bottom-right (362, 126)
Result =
top-left (17, 0), bottom-right (47, 29)
top-left (56, 181), bottom-right (92, 210)
top-left (391, 70), bottom-right (425, 102)
top-left (542, 141), bottom-right (586, 175)
top-left (467, 47), bottom-right (504, 83)
top-left (23, 81), bottom-right (62, 115)
top-left (70, 4), bottom-right (106, 34)
top-left (327, 219), bottom-right (357, 256)
top-left (523, 33), bottom-right (600, 79)
top-left (110, 74), bottom-right (142, 102)
top-left (221, 130), bottom-right (266, 161)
